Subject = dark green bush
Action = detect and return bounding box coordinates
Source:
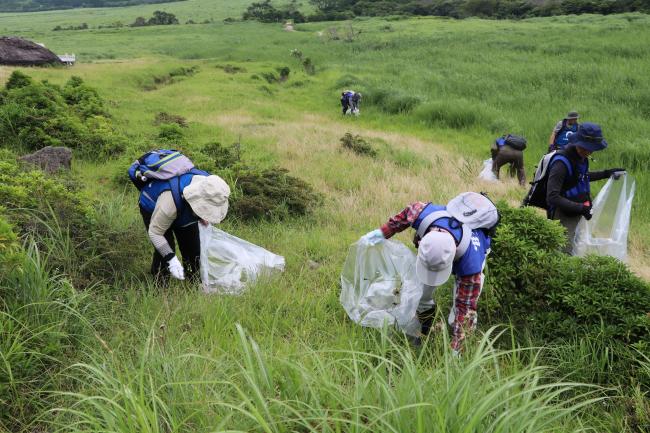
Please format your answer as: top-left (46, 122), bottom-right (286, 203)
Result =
top-left (154, 111), bottom-right (188, 127)
top-left (230, 167), bottom-right (321, 220)
top-left (157, 123), bottom-right (185, 144)
top-left (340, 132), bottom-right (377, 157)
top-left (0, 72), bottom-right (125, 159)
top-left (200, 141), bottom-right (241, 170)
top-left (486, 204), bottom-right (650, 365)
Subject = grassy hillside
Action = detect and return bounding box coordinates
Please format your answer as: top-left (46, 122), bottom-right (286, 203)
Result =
top-left (0, 0), bottom-right (184, 13)
top-left (1, 3), bottom-right (650, 431)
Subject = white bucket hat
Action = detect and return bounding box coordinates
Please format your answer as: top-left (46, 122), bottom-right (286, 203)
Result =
top-left (183, 175), bottom-right (230, 224)
top-left (416, 230), bottom-right (456, 286)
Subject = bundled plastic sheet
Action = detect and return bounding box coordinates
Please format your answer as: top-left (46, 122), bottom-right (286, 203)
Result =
top-left (340, 237), bottom-right (422, 336)
top-left (478, 159), bottom-right (498, 182)
top-left (573, 174), bottom-right (635, 261)
top-left (199, 225), bottom-right (285, 294)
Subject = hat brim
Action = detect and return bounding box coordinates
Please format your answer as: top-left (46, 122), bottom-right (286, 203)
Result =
top-left (188, 200), bottom-right (228, 225)
top-left (416, 256), bottom-right (453, 287)
top-left (572, 138), bottom-right (607, 152)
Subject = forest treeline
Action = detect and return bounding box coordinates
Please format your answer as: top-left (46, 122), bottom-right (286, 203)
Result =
top-left (244, 0), bottom-right (650, 23)
top-left (0, 0), bottom-right (184, 13)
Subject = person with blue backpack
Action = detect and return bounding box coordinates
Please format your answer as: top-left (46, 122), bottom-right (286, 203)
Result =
top-left (361, 192), bottom-right (499, 353)
top-left (341, 90), bottom-right (353, 115)
top-left (548, 111), bottom-right (580, 152)
top-left (129, 150), bottom-right (230, 281)
top-left (544, 123), bottom-right (625, 252)
top-left (490, 134), bottom-right (527, 186)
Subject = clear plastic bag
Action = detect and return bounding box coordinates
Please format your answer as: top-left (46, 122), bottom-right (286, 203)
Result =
top-left (573, 174), bottom-right (635, 261)
top-left (340, 238), bottom-right (422, 335)
top-left (478, 159), bottom-right (498, 182)
top-left (199, 225), bottom-right (285, 294)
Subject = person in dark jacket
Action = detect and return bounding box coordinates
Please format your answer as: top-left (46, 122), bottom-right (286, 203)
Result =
top-left (546, 122), bottom-right (624, 253)
top-left (491, 136), bottom-right (526, 186)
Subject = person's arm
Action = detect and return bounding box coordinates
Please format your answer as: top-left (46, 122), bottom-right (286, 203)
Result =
top-left (450, 273), bottom-right (482, 352)
top-left (546, 162), bottom-right (583, 215)
top-left (379, 202), bottom-right (427, 239)
top-left (588, 167), bottom-right (625, 182)
top-left (148, 192), bottom-right (177, 258)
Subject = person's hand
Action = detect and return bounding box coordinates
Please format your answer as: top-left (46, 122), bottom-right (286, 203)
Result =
top-left (362, 229), bottom-right (385, 245)
top-left (606, 168), bottom-right (626, 180)
top-left (167, 256), bottom-right (185, 280)
top-left (199, 219), bottom-right (209, 226)
top-left (581, 204), bottom-right (593, 221)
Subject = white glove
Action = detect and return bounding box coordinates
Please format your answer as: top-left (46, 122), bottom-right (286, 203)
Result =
top-left (362, 229), bottom-right (385, 246)
top-left (167, 256), bottom-right (185, 280)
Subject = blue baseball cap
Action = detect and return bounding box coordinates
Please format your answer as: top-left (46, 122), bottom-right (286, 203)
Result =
top-left (568, 122), bottom-right (608, 152)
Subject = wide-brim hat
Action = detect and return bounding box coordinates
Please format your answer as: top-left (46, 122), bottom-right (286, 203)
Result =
top-left (183, 175), bottom-right (230, 224)
top-left (415, 230), bottom-right (455, 286)
top-left (568, 122), bottom-right (608, 152)
top-left (565, 111), bottom-right (579, 120)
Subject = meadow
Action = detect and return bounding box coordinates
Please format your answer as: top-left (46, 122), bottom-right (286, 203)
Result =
top-left (1, 0), bottom-right (650, 431)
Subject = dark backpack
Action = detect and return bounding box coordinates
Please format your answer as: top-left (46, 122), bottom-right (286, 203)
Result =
top-left (504, 134), bottom-right (527, 151)
top-left (522, 151), bottom-right (572, 209)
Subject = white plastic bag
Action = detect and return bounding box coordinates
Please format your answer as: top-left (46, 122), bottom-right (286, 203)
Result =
top-left (478, 158), bottom-right (498, 182)
top-left (199, 225), bottom-right (285, 294)
top-left (340, 238), bottom-right (422, 336)
top-left (573, 174), bottom-right (635, 261)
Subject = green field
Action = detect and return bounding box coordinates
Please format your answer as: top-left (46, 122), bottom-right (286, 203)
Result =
top-left (2, 1), bottom-right (650, 431)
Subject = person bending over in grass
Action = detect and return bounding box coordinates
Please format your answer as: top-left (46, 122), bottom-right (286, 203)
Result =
top-left (545, 122), bottom-right (624, 253)
top-left (130, 151), bottom-right (230, 281)
top-left (490, 134), bottom-right (527, 186)
top-left (362, 192), bottom-right (498, 354)
top-left (548, 111), bottom-right (580, 152)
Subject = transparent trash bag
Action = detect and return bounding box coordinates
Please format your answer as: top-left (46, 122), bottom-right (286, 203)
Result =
top-left (478, 159), bottom-right (498, 182)
top-left (340, 238), bottom-right (422, 336)
top-left (573, 174), bottom-right (635, 261)
top-left (199, 225), bottom-right (285, 295)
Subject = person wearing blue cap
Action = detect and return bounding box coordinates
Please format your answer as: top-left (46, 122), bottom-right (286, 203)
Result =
top-left (548, 111), bottom-right (580, 152)
top-left (546, 122), bottom-right (625, 252)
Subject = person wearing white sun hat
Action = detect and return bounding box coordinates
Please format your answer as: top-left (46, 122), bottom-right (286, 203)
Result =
top-left (139, 173), bottom-right (230, 281)
top-left (362, 192), bottom-right (497, 353)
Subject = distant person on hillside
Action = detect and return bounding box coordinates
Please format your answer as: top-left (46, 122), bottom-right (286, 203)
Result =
top-left (545, 123), bottom-right (625, 253)
top-left (490, 134), bottom-right (527, 186)
top-left (548, 111), bottom-right (580, 152)
top-left (128, 150), bottom-right (230, 281)
top-left (361, 192), bottom-right (499, 354)
top-left (341, 90), bottom-right (353, 115)
top-left (350, 91), bottom-right (362, 115)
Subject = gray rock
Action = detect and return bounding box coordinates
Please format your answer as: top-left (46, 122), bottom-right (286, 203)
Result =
top-left (20, 146), bottom-right (72, 173)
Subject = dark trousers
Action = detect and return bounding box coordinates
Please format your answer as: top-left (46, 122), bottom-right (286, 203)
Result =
top-left (492, 146), bottom-right (526, 186)
top-left (341, 99), bottom-right (349, 114)
top-left (140, 208), bottom-right (201, 280)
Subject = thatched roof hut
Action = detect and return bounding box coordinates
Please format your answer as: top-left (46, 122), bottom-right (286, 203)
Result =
top-left (0, 36), bottom-right (62, 66)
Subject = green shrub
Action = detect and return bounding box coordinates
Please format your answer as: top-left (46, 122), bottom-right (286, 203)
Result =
top-left (199, 141), bottom-right (241, 170)
top-left (230, 167), bottom-right (321, 220)
top-left (0, 72), bottom-right (124, 159)
top-left (485, 204), bottom-right (650, 381)
top-left (157, 123), bottom-right (185, 144)
top-left (340, 132), bottom-right (377, 157)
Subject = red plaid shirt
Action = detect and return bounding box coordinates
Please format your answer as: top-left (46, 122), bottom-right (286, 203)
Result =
top-left (380, 202), bottom-right (483, 351)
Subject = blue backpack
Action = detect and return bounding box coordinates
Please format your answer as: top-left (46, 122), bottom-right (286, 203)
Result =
top-left (128, 149), bottom-right (195, 190)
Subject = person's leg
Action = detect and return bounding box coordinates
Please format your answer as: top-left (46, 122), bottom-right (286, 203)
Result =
top-left (492, 151), bottom-right (508, 179)
top-left (140, 207), bottom-right (176, 277)
top-left (514, 151), bottom-right (527, 186)
top-left (173, 222), bottom-right (201, 281)
top-left (553, 208), bottom-right (581, 254)
top-left (417, 284), bottom-right (437, 335)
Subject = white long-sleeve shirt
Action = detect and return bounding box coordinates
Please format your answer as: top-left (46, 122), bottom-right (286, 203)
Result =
top-left (148, 191), bottom-right (179, 257)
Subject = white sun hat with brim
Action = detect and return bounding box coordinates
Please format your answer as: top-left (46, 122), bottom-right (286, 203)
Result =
top-left (183, 175), bottom-right (231, 224)
top-left (416, 230), bottom-right (456, 286)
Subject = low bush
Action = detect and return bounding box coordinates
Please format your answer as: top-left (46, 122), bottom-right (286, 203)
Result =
top-left (415, 99), bottom-right (490, 129)
top-left (340, 132), bottom-right (377, 157)
top-left (230, 167), bottom-right (321, 220)
top-left (486, 204), bottom-right (650, 384)
top-left (157, 123), bottom-right (185, 144)
top-left (144, 66), bottom-right (199, 90)
top-left (199, 141), bottom-right (241, 170)
top-left (216, 64), bottom-right (247, 74)
top-left (0, 72), bottom-right (125, 158)
top-left (154, 112), bottom-right (188, 127)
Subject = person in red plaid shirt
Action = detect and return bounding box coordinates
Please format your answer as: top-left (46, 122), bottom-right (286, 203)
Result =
top-left (362, 198), bottom-right (493, 354)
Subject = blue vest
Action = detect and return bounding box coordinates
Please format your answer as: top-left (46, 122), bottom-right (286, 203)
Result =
top-left (554, 122), bottom-right (578, 149)
top-left (411, 204), bottom-right (463, 244)
top-left (139, 169), bottom-right (209, 228)
top-left (549, 153), bottom-right (590, 202)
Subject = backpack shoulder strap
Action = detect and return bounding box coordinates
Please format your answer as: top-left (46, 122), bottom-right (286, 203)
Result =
top-left (455, 225), bottom-right (472, 260)
top-left (417, 210), bottom-right (472, 260)
top-left (550, 154), bottom-right (573, 177)
top-left (168, 177), bottom-right (184, 214)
